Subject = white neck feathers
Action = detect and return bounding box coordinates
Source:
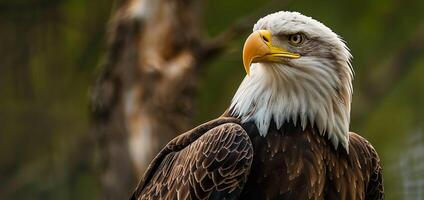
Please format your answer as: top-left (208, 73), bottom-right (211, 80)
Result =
top-left (230, 60), bottom-right (352, 151)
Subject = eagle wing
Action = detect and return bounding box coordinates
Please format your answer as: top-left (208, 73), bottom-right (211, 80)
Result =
top-left (349, 132), bottom-right (384, 200)
top-left (130, 117), bottom-right (254, 200)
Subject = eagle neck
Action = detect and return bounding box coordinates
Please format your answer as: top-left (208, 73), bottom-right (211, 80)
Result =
top-left (229, 63), bottom-right (351, 151)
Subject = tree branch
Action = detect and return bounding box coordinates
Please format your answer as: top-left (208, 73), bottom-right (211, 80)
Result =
top-left (199, 0), bottom-right (293, 62)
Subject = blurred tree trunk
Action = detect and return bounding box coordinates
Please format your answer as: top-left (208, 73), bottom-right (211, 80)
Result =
top-left (90, 0), bottom-right (218, 199)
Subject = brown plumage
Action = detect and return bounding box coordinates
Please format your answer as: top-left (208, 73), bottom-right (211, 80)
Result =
top-left (130, 117), bottom-right (253, 200)
top-left (238, 117), bottom-right (383, 200)
top-left (130, 11), bottom-right (384, 199)
top-left (130, 116), bottom-right (383, 200)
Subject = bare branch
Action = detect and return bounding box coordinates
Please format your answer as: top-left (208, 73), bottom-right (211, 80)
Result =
top-left (199, 0), bottom-right (294, 62)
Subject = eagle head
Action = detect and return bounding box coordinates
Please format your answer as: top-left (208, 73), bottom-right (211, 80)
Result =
top-left (230, 11), bottom-right (353, 150)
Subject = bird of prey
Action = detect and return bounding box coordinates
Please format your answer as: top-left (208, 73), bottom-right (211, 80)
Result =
top-left (130, 11), bottom-right (384, 200)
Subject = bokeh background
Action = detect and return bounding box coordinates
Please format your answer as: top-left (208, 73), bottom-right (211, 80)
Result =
top-left (1, 0), bottom-right (423, 199)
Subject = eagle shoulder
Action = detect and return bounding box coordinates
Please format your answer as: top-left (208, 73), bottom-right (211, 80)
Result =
top-left (130, 117), bottom-right (254, 200)
top-left (348, 132), bottom-right (384, 200)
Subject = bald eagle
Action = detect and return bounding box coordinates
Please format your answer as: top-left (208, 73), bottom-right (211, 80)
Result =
top-left (130, 11), bottom-right (384, 200)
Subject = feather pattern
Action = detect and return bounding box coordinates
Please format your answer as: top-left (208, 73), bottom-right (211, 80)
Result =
top-left (130, 118), bottom-right (253, 200)
top-left (130, 117), bottom-right (384, 200)
top-left (237, 119), bottom-right (383, 200)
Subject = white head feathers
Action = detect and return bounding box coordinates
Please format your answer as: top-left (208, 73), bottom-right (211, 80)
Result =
top-left (230, 11), bottom-right (353, 150)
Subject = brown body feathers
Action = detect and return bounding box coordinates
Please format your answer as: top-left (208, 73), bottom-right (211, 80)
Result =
top-left (130, 117), bottom-right (383, 200)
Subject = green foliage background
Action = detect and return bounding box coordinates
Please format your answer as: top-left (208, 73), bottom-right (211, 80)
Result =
top-left (0, 0), bottom-right (423, 199)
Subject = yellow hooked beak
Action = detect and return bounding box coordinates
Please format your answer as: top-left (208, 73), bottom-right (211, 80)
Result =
top-left (242, 30), bottom-right (300, 75)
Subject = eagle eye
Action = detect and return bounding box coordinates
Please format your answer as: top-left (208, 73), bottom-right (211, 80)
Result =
top-left (288, 33), bottom-right (305, 45)
top-left (262, 35), bottom-right (269, 43)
